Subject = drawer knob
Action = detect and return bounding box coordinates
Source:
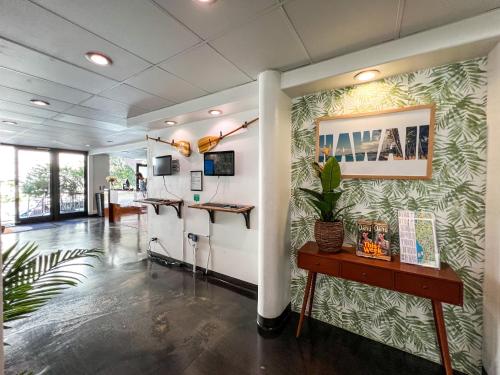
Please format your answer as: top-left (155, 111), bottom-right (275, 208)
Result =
top-left (422, 285), bottom-right (429, 290)
top-left (361, 272), bottom-right (367, 277)
top-left (315, 262), bottom-right (320, 266)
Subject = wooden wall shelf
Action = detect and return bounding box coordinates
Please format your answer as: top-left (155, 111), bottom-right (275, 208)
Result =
top-left (188, 203), bottom-right (254, 229)
top-left (135, 198), bottom-right (183, 218)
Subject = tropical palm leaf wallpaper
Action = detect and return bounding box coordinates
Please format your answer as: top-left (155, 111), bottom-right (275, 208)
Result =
top-left (290, 57), bottom-right (487, 375)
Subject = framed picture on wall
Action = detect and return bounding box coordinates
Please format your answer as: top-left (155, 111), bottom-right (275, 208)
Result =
top-left (315, 104), bottom-right (435, 179)
top-left (190, 170), bottom-right (203, 191)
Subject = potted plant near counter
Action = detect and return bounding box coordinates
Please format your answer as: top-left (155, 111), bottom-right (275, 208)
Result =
top-left (300, 156), bottom-right (352, 252)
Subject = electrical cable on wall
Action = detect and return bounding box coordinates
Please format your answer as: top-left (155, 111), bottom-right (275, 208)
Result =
top-left (162, 175), bottom-right (182, 200)
top-left (205, 235), bottom-right (212, 275)
top-left (207, 176), bottom-right (221, 203)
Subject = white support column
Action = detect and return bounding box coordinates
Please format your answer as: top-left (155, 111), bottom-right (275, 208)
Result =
top-left (484, 42), bottom-right (500, 375)
top-left (257, 70), bottom-right (292, 329)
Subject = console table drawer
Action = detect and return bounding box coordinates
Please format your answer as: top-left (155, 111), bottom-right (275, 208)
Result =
top-left (395, 273), bottom-right (462, 305)
top-left (298, 255), bottom-right (340, 277)
top-left (341, 262), bottom-right (393, 289)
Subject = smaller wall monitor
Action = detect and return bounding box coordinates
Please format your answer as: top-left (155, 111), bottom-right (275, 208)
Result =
top-left (204, 151), bottom-right (235, 176)
top-left (153, 155), bottom-right (172, 176)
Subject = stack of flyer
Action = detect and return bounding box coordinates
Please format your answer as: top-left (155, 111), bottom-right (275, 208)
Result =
top-left (398, 210), bottom-right (440, 269)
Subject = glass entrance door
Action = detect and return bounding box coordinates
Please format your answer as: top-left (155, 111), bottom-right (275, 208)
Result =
top-left (1, 145), bottom-right (88, 225)
top-left (17, 148), bottom-right (52, 222)
top-left (58, 152), bottom-right (86, 216)
top-left (0, 145), bottom-right (16, 226)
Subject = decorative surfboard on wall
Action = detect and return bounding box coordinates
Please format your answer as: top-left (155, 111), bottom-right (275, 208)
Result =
top-left (145, 135), bottom-right (191, 157)
top-left (197, 117), bottom-right (259, 153)
top-left (315, 104), bottom-right (435, 179)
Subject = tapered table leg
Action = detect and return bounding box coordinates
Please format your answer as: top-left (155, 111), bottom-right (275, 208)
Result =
top-left (432, 300), bottom-right (453, 375)
top-left (296, 271), bottom-right (313, 338)
top-left (308, 272), bottom-right (317, 318)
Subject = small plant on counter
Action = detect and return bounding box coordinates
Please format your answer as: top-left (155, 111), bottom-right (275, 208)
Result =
top-left (105, 175), bottom-right (118, 189)
top-left (300, 156), bottom-right (352, 252)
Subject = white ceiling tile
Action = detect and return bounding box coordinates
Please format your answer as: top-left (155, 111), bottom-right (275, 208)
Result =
top-left (210, 9), bottom-right (310, 78)
top-left (33, 0), bottom-right (201, 64)
top-left (0, 100), bottom-right (58, 119)
top-left (43, 119), bottom-right (112, 135)
top-left (127, 107), bottom-right (152, 118)
top-left (155, 0), bottom-right (275, 40)
top-left (0, 0), bottom-right (151, 81)
top-left (160, 44), bottom-right (251, 93)
top-left (64, 105), bottom-right (128, 124)
top-left (401, 0), bottom-right (500, 36)
top-left (80, 96), bottom-right (143, 118)
top-left (99, 84), bottom-right (173, 111)
top-left (0, 38), bottom-right (117, 94)
top-left (285, 0), bottom-right (399, 62)
top-left (54, 113), bottom-right (126, 132)
top-left (126, 67), bottom-right (208, 103)
top-left (0, 110), bottom-right (47, 125)
top-left (0, 85), bottom-right (73, 112)
top-left (0, 67), bottom-right (92, 104)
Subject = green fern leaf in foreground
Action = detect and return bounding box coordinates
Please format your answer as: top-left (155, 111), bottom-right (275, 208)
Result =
top-left (3, 242), bottom-right (103, 326)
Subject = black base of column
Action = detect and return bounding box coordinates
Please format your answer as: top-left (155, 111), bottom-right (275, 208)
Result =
top-left (256, 303), bottom-right (291, 336)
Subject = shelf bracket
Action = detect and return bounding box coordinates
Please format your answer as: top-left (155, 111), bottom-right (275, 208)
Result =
top-left (170, 201), bottom-right (183, 219)
top-left (241, 210), bottom-right (251, 229)
top-left (208, 210), bottom-right (215, 223)
top-left (152, 204), bottom-right (160, 215)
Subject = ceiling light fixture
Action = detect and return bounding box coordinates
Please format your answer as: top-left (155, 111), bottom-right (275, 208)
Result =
top-left (194, 0), bottom-right (217, 4)
top-left (2, 120), bottom-right (17, 125)
top-left (85, 52), bottom-right (113, 66)
top-left (354, 70), bottom-right (380, 82)
top-left (165, 120), bottom-right (177, 126)
top-left (85, 144), bottom-right (91, 147)
top-left (208, 109), bottom-right (222, 116)
top-left (30, 99), bottom-right (50, 106)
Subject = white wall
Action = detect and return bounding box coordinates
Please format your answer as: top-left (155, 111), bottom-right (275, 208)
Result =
top-left (87, 154), bottom-right (110, 214)
top-left (484, 42), bottom-right (500, 375)
top-left (147, 109), bottom-right (259, 284)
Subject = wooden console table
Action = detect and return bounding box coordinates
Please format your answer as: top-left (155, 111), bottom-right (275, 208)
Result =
top-left (188, 203), bottom-right (254, 229)
top-left (296, 241), bottom-right (463, 375)
top-left (134, 198), bottom-right (183, 218)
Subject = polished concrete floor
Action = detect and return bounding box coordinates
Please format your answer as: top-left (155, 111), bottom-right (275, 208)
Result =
top-left (2, 217), bottom-right (456, 375)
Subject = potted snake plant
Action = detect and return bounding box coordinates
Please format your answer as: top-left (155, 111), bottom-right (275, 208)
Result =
top-left (300, 156), bottom-right (351, 252)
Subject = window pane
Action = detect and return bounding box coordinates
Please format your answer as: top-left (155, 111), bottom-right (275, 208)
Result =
top-left (18, 149), bottom-right (51, 219)
top-left (59, 153), bottom-right (85, 214)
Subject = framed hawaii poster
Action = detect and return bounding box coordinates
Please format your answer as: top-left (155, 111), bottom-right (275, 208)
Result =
top-left (315, 104), bottom-right (435, 179)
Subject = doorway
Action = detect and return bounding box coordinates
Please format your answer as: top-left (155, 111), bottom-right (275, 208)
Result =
top-left (0, 144), bottom-right (87, 225)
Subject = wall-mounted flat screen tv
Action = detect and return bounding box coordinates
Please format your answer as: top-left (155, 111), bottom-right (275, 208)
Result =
top-left (204, 151), bottom-right (235, 176)
top-left (153, 155), bottom-right (172, 176)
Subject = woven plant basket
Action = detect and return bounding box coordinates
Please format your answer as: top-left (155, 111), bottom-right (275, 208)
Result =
top-left (314, 220), bottom-right (344, 253)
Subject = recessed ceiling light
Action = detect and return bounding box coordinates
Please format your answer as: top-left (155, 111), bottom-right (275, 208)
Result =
top-left (30, 99), bottom-right (50, 106)
top-left (85, 52), bottom-right (113, 66)
top-left (165, 120), bottom-right (177, 126)
top-left (85, 144), bottom-right (91, 147)
top-left (354, 70), bottom-right (380, 82)
top-left (2, 120), bottom-right (17, 125)
top-left (208, 109), bottom-right (222, 116)
top-left (194, 0), bottom-right (217, 4)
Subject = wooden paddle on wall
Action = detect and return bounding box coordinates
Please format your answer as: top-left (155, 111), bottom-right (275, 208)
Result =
top-left (145, 135), bottom-right (191, 157)
top-left (197, 117), bottom-right (259, 153)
